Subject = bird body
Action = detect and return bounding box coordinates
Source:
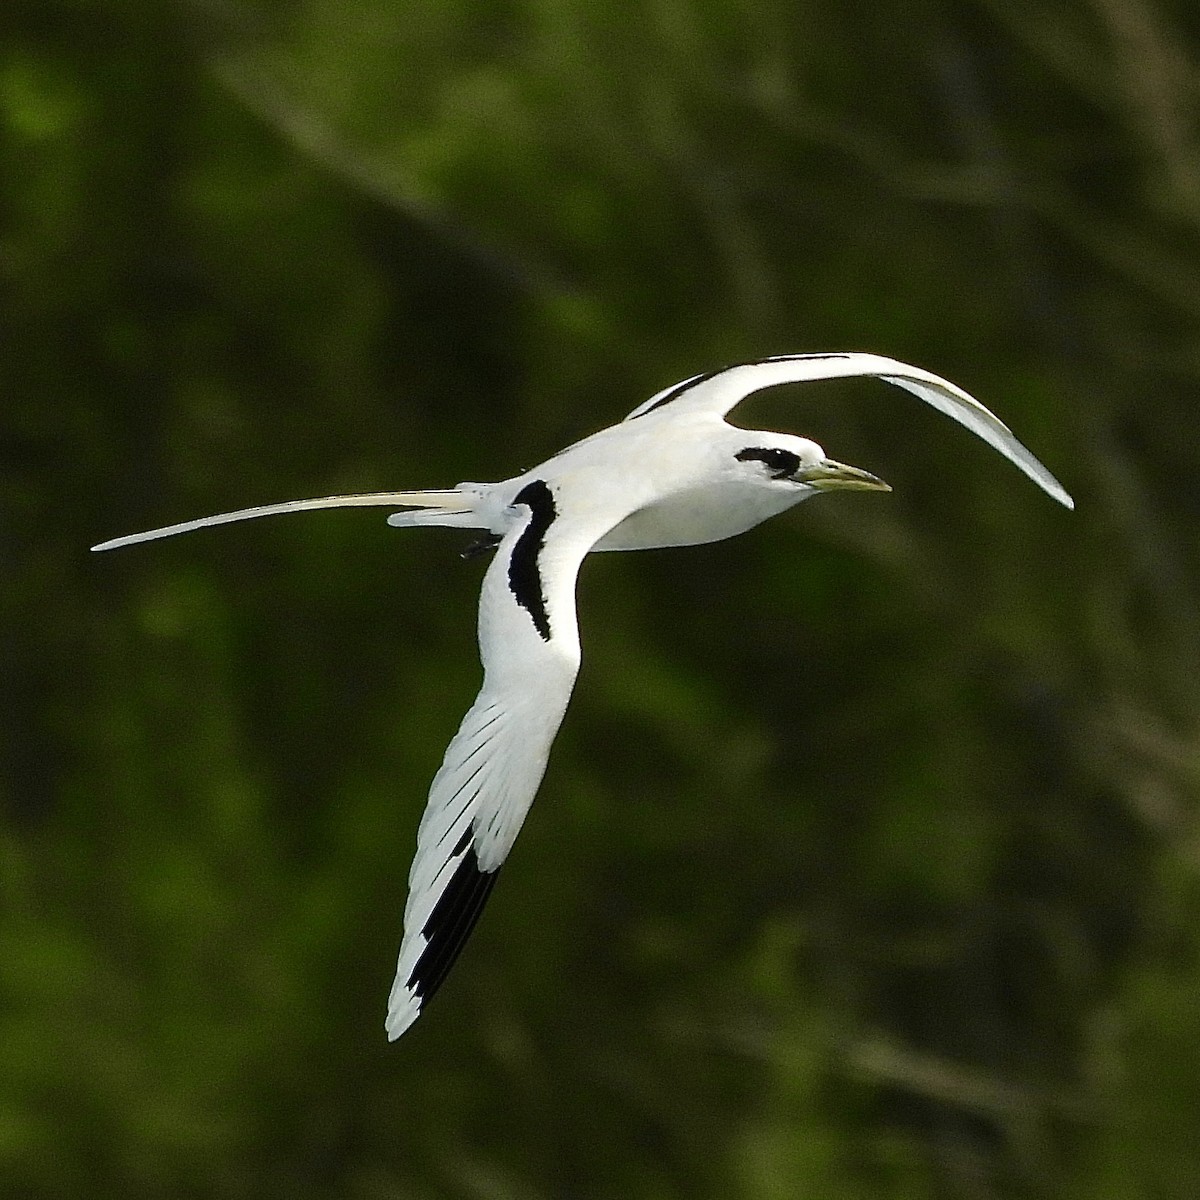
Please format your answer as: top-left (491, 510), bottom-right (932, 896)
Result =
top-left (92, 353), bottom-right (1073, 1040)
top-left (448, 430), bottom-right (805, 554)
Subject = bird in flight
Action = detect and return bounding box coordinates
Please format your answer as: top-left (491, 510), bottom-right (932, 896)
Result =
top-left (93, 353), bottom-right (1073, 1039)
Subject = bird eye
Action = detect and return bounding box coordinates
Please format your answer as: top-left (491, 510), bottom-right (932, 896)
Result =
top-left (735, 446), bottom-right (801, 479)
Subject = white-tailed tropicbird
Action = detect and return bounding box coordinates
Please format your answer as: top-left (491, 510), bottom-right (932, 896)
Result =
top-left (92, 353), bottom-right (1073, 1039)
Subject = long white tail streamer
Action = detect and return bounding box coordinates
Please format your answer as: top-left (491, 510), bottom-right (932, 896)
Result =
top-left (90, 490), bottom-right (473, 552)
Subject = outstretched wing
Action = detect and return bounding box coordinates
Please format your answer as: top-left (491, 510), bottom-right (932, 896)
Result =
top-left (386, 480), bottom-right (593, 1040)
top-left (624, 353), bottom-right (1073, 509)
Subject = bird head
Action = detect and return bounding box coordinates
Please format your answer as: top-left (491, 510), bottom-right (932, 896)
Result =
top-left (733, 434), bottom-right (891, 495)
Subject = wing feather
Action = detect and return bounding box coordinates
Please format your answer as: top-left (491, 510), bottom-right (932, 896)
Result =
top-left (406, 838), bottom-right (500, 1003)
top-left (624, 353), bottom-right (1073, 508)
top-left (385, 496), bottom-right (592, 1040)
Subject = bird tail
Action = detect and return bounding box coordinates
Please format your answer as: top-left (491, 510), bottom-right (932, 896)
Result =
top-left (91, 488), bottom-right (482, 552)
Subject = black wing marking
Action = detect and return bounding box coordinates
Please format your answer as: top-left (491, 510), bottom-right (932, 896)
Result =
top-left (403, 830), bottom-right (501, 1009)
top-left (629, 353), bottom-right (853, 419)
top-left (507, 480), bottom-right (557, 640)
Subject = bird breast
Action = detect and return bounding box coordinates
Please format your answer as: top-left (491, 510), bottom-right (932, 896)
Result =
top-left (593, 481), bottom-right (805, 551)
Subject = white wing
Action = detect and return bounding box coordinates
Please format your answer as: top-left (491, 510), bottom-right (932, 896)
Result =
top-left (386, 479), bottom-right (593, 1040)
top-left (624, 353), bottom-right (1073, 509)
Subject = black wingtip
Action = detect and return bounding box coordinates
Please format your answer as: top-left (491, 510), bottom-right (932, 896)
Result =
top-left (405, 836), bottom-right (501, 1008)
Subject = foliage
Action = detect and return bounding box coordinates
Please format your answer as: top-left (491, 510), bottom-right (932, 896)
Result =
top-left (3, 0), bottom-right (1199, 1195)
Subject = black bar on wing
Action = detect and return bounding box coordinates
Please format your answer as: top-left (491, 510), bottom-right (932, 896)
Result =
top-left (507, 480), bottom-right (556, 641)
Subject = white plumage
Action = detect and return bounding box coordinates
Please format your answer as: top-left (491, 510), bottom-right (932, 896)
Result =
top-left (92, 353), bottom-right (1073, 1039)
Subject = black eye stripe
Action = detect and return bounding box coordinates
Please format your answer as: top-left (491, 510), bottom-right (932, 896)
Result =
top-left (735, 446), bottom-right (801, 479)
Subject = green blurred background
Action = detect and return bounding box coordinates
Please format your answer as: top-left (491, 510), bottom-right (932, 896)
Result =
top-left (3, 1), bottom-right (1199, 1196)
